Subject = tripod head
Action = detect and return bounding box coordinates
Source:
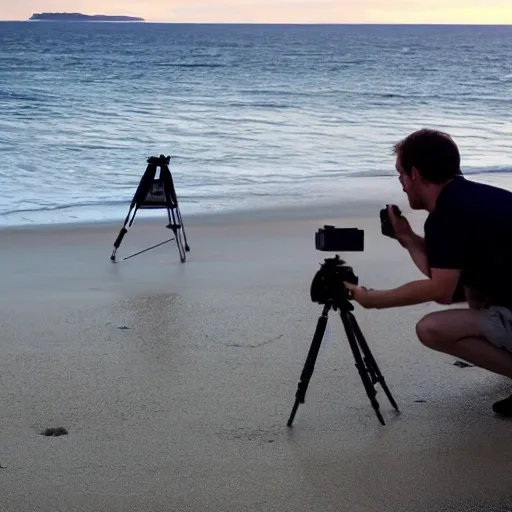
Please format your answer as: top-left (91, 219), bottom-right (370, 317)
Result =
top-left (310, 254), bottom-right (359, 310)
top-left (147, 154), bottom-right (171, 166)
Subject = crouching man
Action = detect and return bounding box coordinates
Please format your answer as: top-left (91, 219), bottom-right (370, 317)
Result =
top-left (345, 129), bottom-right (512, 417)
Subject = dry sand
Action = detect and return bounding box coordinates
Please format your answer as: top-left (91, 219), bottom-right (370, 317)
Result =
top-left (1, 203), bottom-right (512, 512)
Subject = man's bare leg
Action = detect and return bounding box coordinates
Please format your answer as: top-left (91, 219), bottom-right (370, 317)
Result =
top-left (415, 309), bottom-right (512, 378)
top-left (415, 309), bottom-right (512, 416)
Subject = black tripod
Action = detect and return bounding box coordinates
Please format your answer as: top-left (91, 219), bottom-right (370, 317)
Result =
top-left (287, 296), bottom-right (399, 427)
top-left (110, 155), bottom-right (190, 264)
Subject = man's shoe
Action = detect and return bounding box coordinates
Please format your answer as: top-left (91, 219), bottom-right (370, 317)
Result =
top-left (492, 394), bottom-right (512, 417)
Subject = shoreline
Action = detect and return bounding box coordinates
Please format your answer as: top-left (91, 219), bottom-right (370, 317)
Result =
top-left (2, 171), bottom-right (512, 232)
top-left (0, 174), bottom-right (407, 231)
top-left (0, 196), bottom-right (403, 235)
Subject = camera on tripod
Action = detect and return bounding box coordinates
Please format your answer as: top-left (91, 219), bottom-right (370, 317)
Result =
top-left (315, 225), bottom-right (364, 253)
top-left (310, 225), bottom-right (363, 305)
top-left (286, 223), bottom-right (399, 428)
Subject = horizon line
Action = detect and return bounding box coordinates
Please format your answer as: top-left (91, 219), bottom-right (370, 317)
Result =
top-left (1, 20), bottom-right (512, 26)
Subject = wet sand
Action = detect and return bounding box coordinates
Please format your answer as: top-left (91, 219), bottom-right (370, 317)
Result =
top-left (1, 204), bottom-right (512, 512)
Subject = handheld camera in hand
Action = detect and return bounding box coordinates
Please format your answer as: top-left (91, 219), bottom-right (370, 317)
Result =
top-left (287, 225), bottom-right (399, 427)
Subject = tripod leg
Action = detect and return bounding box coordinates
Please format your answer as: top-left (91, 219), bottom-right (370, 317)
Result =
top-left (167, 208), bottom-right (186, 263)
top-left (339, 311), bottom-right (385, 425)
top-left (110, 206), bottom-right (137, 262)
top-left (110, 228), bottom-right (127, 262)
top-left (348, 313), bottom-right (399, 412)
top-left (287, 303), bottom-right (330, 428)
top-left (175, 206), bottom-right (190, 252)
top-left (166, 169), bottom-right (190, 252)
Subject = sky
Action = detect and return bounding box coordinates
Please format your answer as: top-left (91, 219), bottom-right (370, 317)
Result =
top-left (1, 0), bottom-right (511, 24)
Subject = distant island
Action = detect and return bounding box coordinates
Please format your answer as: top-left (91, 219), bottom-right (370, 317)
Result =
top-left (29, 12), bottom-right (145, 22)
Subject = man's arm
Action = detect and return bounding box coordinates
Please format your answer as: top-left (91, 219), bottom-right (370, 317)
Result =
top-left (350, 205), bottom-right (469, 309)
top-left (346, 268), bottom-right (461, 309)
top-left (403, 234), bottom-right (431, 277)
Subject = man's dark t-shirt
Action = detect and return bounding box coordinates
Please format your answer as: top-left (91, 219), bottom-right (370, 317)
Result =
top-left (424, 176), bottom-right (512, 308)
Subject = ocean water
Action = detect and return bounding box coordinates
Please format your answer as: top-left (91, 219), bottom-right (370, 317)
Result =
top-left (1, 22), bottom-right (511, 226)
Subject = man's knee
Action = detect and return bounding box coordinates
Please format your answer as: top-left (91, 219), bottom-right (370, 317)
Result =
top-left (416, 308), bottom-right (500, 352)
top-left (416, 313), bottom-right (446, 350)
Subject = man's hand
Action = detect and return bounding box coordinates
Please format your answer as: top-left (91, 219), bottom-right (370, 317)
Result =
top-left (344, 282), bottom-right (373, 308)
top-left (388, 205), bottom-right (415, 248)
top-left (388, 206), bottom-right (432, 277)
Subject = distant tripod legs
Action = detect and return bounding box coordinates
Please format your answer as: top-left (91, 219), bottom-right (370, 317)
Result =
top-left (175, 207), bottom-right (190, 252)
top-left (167, 208), bottom-right (186, 263)
top-left (348, 312), bottom-right (399, 412)
top-left (287, 303), bottom-right (330, 428)
top-left (339, 311), bottom-right (385, 425)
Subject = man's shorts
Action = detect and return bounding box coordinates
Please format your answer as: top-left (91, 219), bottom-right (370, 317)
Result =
top-left (478, 306), bottom-right (512, 353)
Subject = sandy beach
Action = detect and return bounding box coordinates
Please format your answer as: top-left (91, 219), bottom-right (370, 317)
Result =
top-left (1, 202), bottom-right (512, 512)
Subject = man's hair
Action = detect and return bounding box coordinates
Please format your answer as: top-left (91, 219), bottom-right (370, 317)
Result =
top-left (393, 129), bottom-right (461, 183)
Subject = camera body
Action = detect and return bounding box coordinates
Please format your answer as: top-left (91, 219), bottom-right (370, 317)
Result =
top-left (315, 225), bottom-right (364, 252)
top-left (379, 205), bottom-right (402, 239)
